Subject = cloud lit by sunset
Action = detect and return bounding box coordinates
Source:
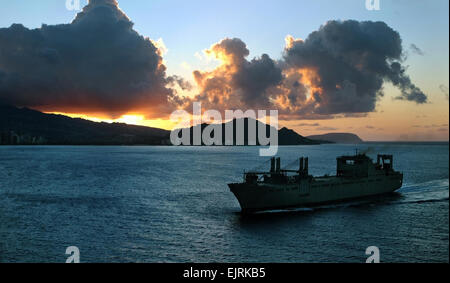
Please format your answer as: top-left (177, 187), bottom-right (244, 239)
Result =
top-left (0, 0), bottom-right (448, 141)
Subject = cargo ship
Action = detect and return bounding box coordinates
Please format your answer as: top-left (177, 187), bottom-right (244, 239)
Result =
top-left (228, 153), bottom-right (403, 213)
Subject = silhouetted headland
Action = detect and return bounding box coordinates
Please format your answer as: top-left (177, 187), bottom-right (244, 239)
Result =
top-left (307, 133), bottom-right (364, 144)
top-left (0, 105), bottom-right (330, 146)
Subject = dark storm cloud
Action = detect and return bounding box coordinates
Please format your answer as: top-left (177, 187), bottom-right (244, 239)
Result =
top-left (208, 37), bottom-right (250, 63)
top-left (233, 54), bottom-right (283, 107)
top-left (1, 6), bottom-right (428, 121)
top-left (0, 0), bottom-right (177, 118)
top-left (190, 20), bottom-right (427, 120)
top-left (388, 62), bottom-right (427, 104)
top-left (283, 20), bottom-right (428, 116)
top-left (167, 75), bottom-right (193, 91)
top-left (192, 38), bottom-right (283, 110)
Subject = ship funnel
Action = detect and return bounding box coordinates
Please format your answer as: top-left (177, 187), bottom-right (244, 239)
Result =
top-left (304, 157), bottom-right (309, 175)
top-left (270, 157), bottom-right (275, 172)
top-left (276, 157), bottom-right (281, 172)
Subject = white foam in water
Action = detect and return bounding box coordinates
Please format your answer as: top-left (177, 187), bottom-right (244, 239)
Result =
top-left (255, 178), bottom-right (449, 215)
top-left (401, 178), bottom-right (449, 192)
top-left (255, 207), bottom-right (315, 214)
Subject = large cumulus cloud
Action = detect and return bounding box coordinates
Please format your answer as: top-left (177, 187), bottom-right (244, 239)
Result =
top-left (0, 0), bottom-right (180, 118)
top-left (191, 38), bottom-right (283, 111)
top-left (283, 20), bottom-right (427, 115)
top-left (190, 20), bottom-right (428, 120)
top-left (0, 5), bottom-right (428, 122)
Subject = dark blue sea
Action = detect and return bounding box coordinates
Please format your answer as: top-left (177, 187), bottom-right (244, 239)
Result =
top-left (0, 143), bottom-right (448, 263)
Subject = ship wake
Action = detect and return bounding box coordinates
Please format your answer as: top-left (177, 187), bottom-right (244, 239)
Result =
top-left (251, 178), bottom-right (449, 215)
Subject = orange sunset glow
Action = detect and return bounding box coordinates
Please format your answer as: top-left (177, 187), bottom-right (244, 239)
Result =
top-left (47, 112), bottom-right (177, 130)
top-left (1, 0), bottom-right (447, 143)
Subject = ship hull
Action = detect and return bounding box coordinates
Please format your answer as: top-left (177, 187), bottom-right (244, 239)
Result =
top-left (229, 173), bottom-right (403, 213)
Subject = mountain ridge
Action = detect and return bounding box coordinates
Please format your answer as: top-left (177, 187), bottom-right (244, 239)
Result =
top-left (0, 105), bottom-right (327, 146)
top-left (176, 118), bottom-right (322, 146)
top-left (306, 133), bottom-right (364, 144)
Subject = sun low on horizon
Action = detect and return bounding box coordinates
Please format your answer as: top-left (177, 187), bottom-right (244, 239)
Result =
top-left (0, 0), bottom-right (448, 141)
top-left (46, 112), bottom-right (177, 130)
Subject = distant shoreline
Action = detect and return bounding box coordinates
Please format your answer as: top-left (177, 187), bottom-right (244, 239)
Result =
top-left (363, 141), bottom-right (449, 145)
top-left (0, 141), bottom-right (448, 147)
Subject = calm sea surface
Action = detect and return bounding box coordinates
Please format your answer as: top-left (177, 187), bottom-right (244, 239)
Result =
top-left (0, 143), bottom-right (448, 263)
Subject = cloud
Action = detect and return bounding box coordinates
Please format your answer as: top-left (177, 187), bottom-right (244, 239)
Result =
top-left (152, 38), bottom-right (168, 56)
top-left (410, 44), bottom-right (424, 56)
top-left (188, 20), bottom-right (427, 120)
top-left (167, 75), bottom-right (192, 91)
top-left (316, 126), bottom-right (338, 131)
top-left (191, 38), bottom-right (283, 110)
top-left (413, 124), bottom-right (449, 129)
top-left (439, 84), bottom-right (449, 100)
top-left (0, 0), bottom-right (181, 118)
top-left (283, 20), bottom-right (428, 113)
top-left (0, 8), bottom-right (428, 122)
top-left (390, 62), bottom-right (427, 104)
top-left (295, 122), bottom-right (320, 127)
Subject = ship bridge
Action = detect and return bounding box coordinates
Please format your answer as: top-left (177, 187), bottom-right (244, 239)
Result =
top-left (337, 154), bottom-right (394, 178)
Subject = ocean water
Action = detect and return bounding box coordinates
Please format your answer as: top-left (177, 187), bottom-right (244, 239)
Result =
top-left (0, 143), bottom-right (448, 263)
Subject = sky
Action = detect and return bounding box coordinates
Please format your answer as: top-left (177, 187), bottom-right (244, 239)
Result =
top-left (0, 0), bottom-right (448, 141)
